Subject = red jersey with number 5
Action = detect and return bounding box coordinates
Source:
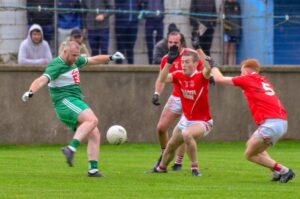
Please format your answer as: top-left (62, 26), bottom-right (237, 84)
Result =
top-left (232, 73), bottom-right (287, 125)
top-left (172, 71), bottom-right (211, 121)
top-left (161, 48), bottom-right (202, 97)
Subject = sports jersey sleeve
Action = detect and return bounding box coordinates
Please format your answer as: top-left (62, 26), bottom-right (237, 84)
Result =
top-left (75, 56), bottom-right (88, 68)
top-left (171, 71), bottom-right (182, 83)
top-left (160, 55), bottom-right (168, 70)
top-left (232, 76), bottom-right (247, 87)
top-left (43, 61), bottom-right (61, 81)
top-left (196, 59), bottom-right (203, 71)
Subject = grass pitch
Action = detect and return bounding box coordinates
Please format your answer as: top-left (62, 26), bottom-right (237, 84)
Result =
top-left (0, 141), bottom-right (298, 199)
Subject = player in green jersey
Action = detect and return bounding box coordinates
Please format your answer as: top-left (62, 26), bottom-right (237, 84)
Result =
top-left (22, 41), bottom-right (125, 177)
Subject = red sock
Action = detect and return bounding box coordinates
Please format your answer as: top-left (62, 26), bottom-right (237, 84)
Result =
top-left (158, 165), bottom-right (166, 171)
top-left (272, 163), bottom-right (282, 172)
top-left (191, 163), bottom-right (198, 170)
top-left (175, 155), bottom-right (184, 165)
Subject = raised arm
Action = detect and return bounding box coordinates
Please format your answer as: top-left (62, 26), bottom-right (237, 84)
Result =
top-left (152, 45), bottom-right (179, 106)
top-left (158, 63), bottom-right (173, 83)
top-left (158, 45), bottom-right (179, 83)
top-left (196, 49), bottom-right (211, 80)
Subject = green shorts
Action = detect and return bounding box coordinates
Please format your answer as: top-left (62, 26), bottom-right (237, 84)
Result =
top-left (54, 97), bottom-right (89, 131)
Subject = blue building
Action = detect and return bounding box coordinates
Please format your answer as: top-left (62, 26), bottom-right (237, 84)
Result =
top-left (237, 0), bottom-right (300, 65)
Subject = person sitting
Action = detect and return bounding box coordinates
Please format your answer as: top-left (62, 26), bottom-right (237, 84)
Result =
top-left (18, 24), bottom-right (52, 65)
top-left (59, 28), bottom-right (91, 57)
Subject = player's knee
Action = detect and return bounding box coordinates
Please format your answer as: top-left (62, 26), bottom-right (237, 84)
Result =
top-left (156, 123), bottom-right (167, 135)
top-left (182, 133), bottom-right (193, 144)
top-left (89, 116), bottom-right (99, 127)
top-left (244, 150), bottom-right (253, 161)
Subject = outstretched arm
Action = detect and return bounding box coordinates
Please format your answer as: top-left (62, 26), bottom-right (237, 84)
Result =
top-left (87, 52), bottom-right (125, 65)
top-left (22, 75), bottom-right (49, 102)
top-left (211, 68), bottom-right (234, 85)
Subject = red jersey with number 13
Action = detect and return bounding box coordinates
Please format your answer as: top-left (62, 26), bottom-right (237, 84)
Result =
top-left (172, 71), bottom-right (211, 121)
top-left (232, 73), bottom-right (287, 125)
top-left (160, 48), bottom-right (202, 97)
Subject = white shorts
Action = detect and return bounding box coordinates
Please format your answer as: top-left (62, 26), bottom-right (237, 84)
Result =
top-left (253, 119), bottom-right (288, 145)
top-left (164, 95), bottom-right (182, 115)
top-left (177, 116), bottom-right (213, 137)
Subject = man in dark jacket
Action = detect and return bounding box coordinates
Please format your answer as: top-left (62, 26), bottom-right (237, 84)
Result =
top-left (190, 0), bottom-right (216, 56)
top-left (82, 0), bottom-right (114, 56)
top-left (115, 0), bottom-right (143, 64)
top-left (143, 0), bottom-right (165, 64)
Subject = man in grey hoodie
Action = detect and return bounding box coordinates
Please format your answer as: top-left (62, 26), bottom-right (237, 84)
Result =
top-left (18, 24), bottom-right (52, 65)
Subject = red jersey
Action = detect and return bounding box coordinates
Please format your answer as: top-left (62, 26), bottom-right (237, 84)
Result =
top-left (160, 48), bottom-right (202, 97)
top-left (232, 73), bottom-right (287, 125)
top-left (172, 71), bottom-right (211, 121)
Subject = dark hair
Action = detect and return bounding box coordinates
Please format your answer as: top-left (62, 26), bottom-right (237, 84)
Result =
top-left (167, 31), bottom-right (186, 47)
top-left (168, 23), bottom-right (179, 34)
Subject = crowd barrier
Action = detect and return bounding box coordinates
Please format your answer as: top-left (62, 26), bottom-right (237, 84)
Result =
top-left (0, 64), bottom-right (299, 144)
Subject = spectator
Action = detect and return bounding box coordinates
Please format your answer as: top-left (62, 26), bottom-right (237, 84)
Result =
top-left (115, 0), bottom-right (143, 64)
top-left (18, 24), bottom-right (52, 65)
top-left (59, 28), bottom-right (91, 57)
top-left (82, 0), bottom-right (114, 56)
top-left (27, 0), bottom-right (54, 45)
top-left (143, 0), bottom-right (165, 64)
top-left (153, 23), bottom-right (183, 65)
top-left (58, 0), bottom-right (84, 45)
top-left (223, 0), bottom-right (241, 65)
top-left (190, 0), bottom-right (216, 56)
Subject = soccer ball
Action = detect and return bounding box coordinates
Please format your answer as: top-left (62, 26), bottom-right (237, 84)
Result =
top-left (106, 125), bottom-right (127, 144)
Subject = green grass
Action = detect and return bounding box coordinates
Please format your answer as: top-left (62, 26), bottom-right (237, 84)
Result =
top-left (0, 141), bottom-right (299, 199)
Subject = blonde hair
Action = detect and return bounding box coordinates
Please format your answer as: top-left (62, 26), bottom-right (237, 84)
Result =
top-left (182, 50), bottom-right (199, 63)
top-left (240, 59), bottom-right (260, 72)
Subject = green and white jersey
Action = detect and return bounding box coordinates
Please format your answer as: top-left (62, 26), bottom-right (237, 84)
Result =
top-left (43, 56), bottom-right (88, 104)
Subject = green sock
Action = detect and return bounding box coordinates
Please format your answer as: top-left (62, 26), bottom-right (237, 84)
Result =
top-left (88, 160), bottom-right (98, 172)
top-left (68, 139), bottom-right (80, 151)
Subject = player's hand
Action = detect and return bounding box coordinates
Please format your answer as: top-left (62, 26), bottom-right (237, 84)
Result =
top-left (205, 56), bottom-right (218, 68)
top-left (110, 51), bottom-right (125, 61)
top-left (22, 91), bottom-right (33, 102)
top-left (152, 93), bottom-right (160, 106)
top-left (167, 45), bottom-right (179, 64)
top-left (191, 31), bottom-right (201, 50)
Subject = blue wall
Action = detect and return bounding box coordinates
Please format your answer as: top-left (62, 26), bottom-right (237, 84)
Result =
top-left (238, 0), bottom-right (274, 65)
top-left (274, 0), bottom-right (300, 64)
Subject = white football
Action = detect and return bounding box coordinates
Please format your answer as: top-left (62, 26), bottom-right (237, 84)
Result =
top-left (106, 125), bottom-right (127, 144)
